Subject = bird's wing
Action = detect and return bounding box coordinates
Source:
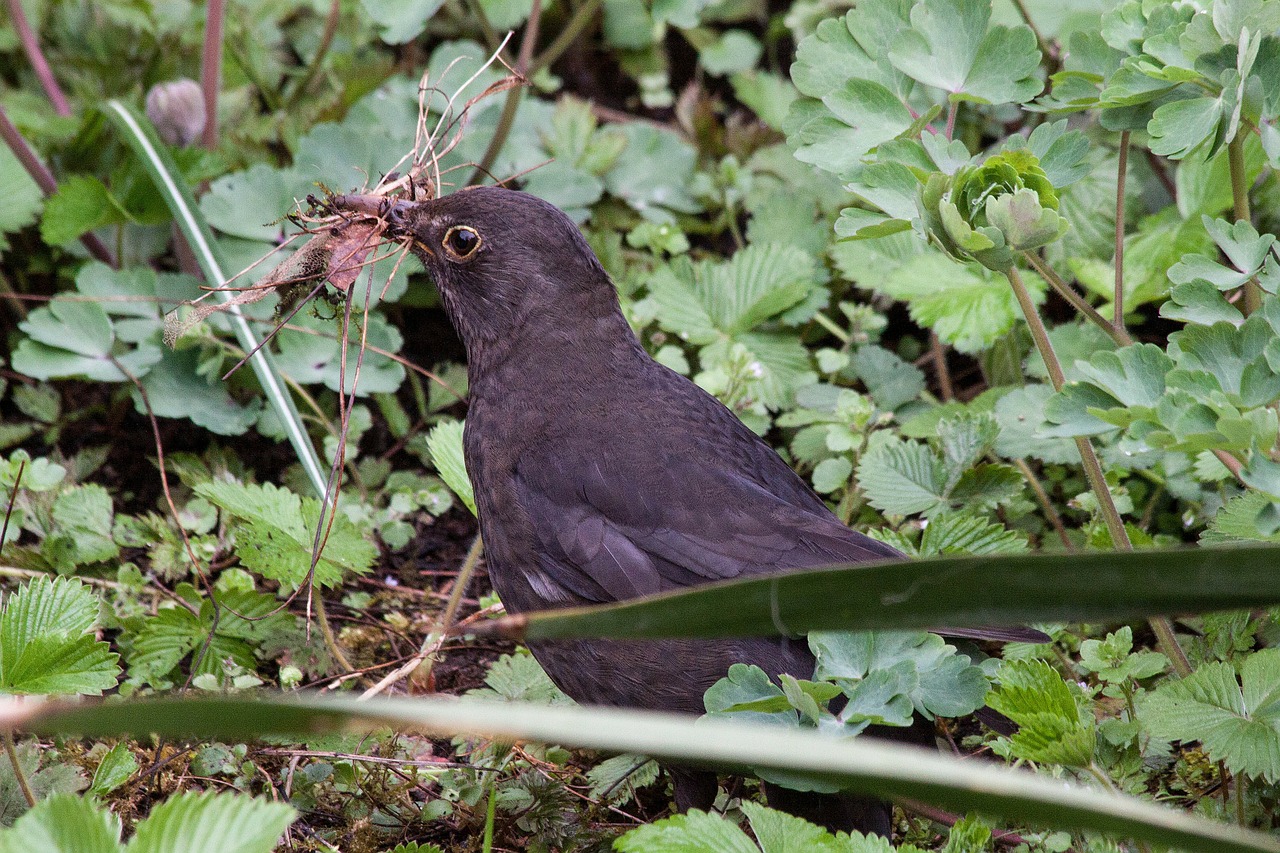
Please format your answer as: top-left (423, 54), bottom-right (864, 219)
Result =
top-left (513, 449), bottom-right (900, 604)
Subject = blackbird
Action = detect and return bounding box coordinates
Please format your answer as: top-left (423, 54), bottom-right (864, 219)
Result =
top-left (395, 186), bottom-right (1038, 835)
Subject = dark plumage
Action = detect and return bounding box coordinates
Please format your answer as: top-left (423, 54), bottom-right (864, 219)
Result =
top-left (396, 186), bottom-right (1031, 835)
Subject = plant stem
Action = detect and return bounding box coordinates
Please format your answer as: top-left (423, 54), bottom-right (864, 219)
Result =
top-left (285, 0), bottom-right (340, 109)
top-left (468, 0), bottom-right (543, 185)
top-left (201, 0), bottom-right (226, 149)
top-left (1010, 0), bottom-right (1053, 65)
top-left (312, 587), bottom-right (354, 673)
top-left (1006, 267), bottom-right (1192, 677)
top-left (526, 0), bottom-right (601, 78)
top-left (0, 105), bottom-right (115, 266)
top-left (483, 775), bottom-right (498, 853)
top-left (1012, 458), bottom-right (1073, 551)
top-left (944, 100), bottom-right (958, 140)
top-left (1023, 253), bottom-right (1132, 347)
top-left (2, 731), bottom-right (35, 807)
top-left (930, 333), bottom-right (954, 400)
top-left (410, 533), bottom-right (484, 689)
top-left (1114, 130), bottom-right (1130, 331)
top-left (1235, 770), bottom-right (1247, 826)
top-left (1227, 135), bottom-right (1260, 315)
top-left (7, 0), bottom-right (69, 116)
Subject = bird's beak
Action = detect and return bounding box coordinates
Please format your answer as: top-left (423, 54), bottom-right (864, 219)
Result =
top-left (384, 199), bottom-right (437, 257)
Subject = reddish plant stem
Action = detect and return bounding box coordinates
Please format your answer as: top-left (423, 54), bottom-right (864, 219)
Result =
top-left (0, 104), bottom-right (116, 266)
top-left (201, 0), bottom-right (226, 149)
top-left (1113, 130), bottom-right (1130, 331)
top-left (6, 0), bottom-right (70, 116)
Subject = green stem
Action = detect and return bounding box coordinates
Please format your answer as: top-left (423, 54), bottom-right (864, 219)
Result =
top-left (1012, 458), bottom-right (1073, 551)
top-left (811, 311), bottom-right (850, 344)
top-left (1114, 130), bottom-right (1130, 331)
top-left (1227, 135), bottom-right (1260, 315)
top-left (2, 731), bottom-right (34, 807)
top-left (1006, 267), bottom-right (1192, 678)
top-left (1235, 770), bottom-right (1247, 826)
top-left (285, 0), bottom-right (340, 109)
top-left (483, 774), bottom-right (498, 853)
top-left (1023, 253), bottom-right (1133, 347)
top-left (468, 0), bottom-right (542, 185)
top-left (526, 0), bottom-right (601, 78)
top-left (313, 587), bottom-right (354, 673)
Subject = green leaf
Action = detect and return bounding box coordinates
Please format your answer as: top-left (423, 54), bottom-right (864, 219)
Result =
top-left (1141, 649), bottom-right (1280, 783)
top-left (0, 577), bottom-right (119, 696)
top-left (358, 0), bottom-right (445, 45)
top-left (699, 30), bottom-right (762, 76)
top-left (812, 457), bottom-right (853, 494)
top-left (987, 660), bottom-right (1096, 767)
top-left (811, 631), bottom-right (990, 719)
top-left (124, 790), bottom-right (296, 853)
top-left (0, 793), bottom-right (120, 853)
top-left (0, 142), bottom-right (42, 253)
top-left (0, 740), bottom-right (87, 826)
top-left (27, 694), bottom-right (1280, 853)
top-left (273, 313), bottom-right (406, 396)
top-left (1148, 96), bottom-right (1224, 160)
top-left (89, 743), bottom-right (139, 797)
top-left (873, 511), bottom-right (1028, 557)
top-left (39, 175), bottom-right (131, 247)
top-left (45, 484), bottom-right (120, 569)
top-left (856, 436), bottom-right (948, 516)
top-left (887, 0), bottom-right (1042, 104)
top-left (426, 420), bottom-right (476, 516)
top-left (467, 653), bottom-right (570, 705)
top-left (614, 808), bottom-right (762, 853)
top-left (786, 81), bottom-right (914, 175)
top-left (604, 124), bottom-right (701, 219)
top-left (791, 2), bottom-right (913, 100)
top-left (196, 481), bottom-right (376, 587)
top-left (103, 100), bottom-right (328, 502)
top-left (871, 252), bottom-right (1046, 354)
top-left (135, 348), bottom-right (262, 436)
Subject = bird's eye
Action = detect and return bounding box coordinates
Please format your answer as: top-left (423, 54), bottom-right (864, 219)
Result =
top-left (443, 225), bottom-right (481, 260)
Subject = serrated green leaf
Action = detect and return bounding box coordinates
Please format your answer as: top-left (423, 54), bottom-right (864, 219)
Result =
top-left (0, 577), bottom-right (119, 696)
top-left (466, 653), bottom-right (570, 705)
top-left (425, 420), bottom-right (475, 516)
top-left (196, 480), bottom-right (376, 587)
top-left (872, 252), bottom-right (1045, 354)
top-left (124, 790), bottom-right (296, 853)
top-left (614, 808), bottom-right (762, 853)
top-left (1141, 649), bottom-right (1280, 783)
top-left (0, 793), bottom-right (119, 853)
top-left (987, 660), bottom-right (1096, 767)
top-left (89, 743), bottom-right (139, 797)
top-left (856, 437), bottom-right (947, 516)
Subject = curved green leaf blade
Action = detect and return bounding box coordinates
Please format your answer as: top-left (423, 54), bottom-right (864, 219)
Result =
top-left (99, 100), bottom-right (327, 501)
top-left (9, 693), bottom-right (1280, 853)
top-left (489, 544), bottom-right (1280, 641)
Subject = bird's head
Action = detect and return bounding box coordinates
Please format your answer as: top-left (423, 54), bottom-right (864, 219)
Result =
top-left (389, 186), bottom-right (624, 360)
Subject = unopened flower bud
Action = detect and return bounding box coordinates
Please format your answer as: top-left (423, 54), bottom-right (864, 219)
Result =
top-left (145, 79), bottom-right (206, 147)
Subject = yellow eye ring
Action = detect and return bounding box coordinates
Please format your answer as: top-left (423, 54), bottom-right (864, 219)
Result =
top-left (443, 225), bottom-right (481, 260)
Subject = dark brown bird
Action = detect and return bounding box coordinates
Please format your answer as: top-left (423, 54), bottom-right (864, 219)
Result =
top-left (395, 186), bottom-right (1036, 835)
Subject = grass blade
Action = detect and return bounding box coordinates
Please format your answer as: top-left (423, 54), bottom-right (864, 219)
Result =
top-left (6, 693), bottom-right (1278, 853)
top-left (100, 99), bottom-right (327, 499)
top-left (479, 544), bottom-right (1280, 641)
